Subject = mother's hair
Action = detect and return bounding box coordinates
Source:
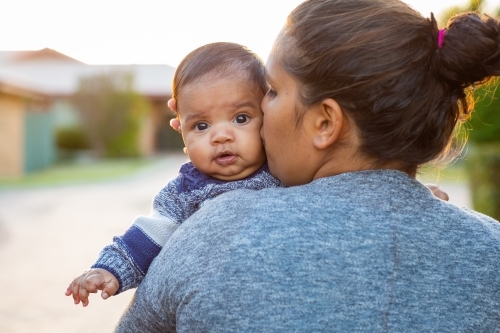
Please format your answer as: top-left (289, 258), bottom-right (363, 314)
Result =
top-left (274, 0), bottom-right (500, 173)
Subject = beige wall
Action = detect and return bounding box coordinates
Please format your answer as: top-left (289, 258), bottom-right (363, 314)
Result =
top-left (0, 93), bottom-right (25, 179)
top-left (139, 115), bottom-right (154, 156)
top-left (140, 98), bottom-right (171, 156)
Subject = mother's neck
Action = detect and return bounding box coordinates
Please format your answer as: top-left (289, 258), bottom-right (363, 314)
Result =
top-left (303, 97), bottom-right (416, 181)
top-left (314, 149), bottom-right (416, 180)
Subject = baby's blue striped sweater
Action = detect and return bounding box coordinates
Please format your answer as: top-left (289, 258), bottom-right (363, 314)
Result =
top-left (92, 162), bottom-right (282, 293)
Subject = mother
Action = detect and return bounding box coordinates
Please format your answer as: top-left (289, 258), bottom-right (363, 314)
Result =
top-left (116, 0), bottom-right (500, 331)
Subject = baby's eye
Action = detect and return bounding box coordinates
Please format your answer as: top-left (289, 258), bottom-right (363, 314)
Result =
top-left (234, 114), bottom-right (250, 124)
top-left (194, 122), bottom-right (209, 131)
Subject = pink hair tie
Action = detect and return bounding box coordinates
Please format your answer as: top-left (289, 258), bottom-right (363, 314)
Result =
top-left (438, 29), bottom-right (447, 49)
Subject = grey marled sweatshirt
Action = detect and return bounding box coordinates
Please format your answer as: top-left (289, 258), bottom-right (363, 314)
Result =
top-left (115, 169), bottom-right (500, 333)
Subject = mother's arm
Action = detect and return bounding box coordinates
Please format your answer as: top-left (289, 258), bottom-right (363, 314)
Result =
top-left (114, 281), bottom-right (173, 333)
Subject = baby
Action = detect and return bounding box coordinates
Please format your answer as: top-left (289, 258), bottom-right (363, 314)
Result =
top-left (65, 42), bottom-right (449, 306)
top-left (65, 42), bottom-right (282, 306)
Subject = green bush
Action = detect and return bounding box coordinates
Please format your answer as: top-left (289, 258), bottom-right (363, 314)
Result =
top-left (56, 126), bottom-right (90, 150)
top-left (71, 72), bottom-right (150, 158)
top-left (465, 144), bottom-right (500, 220)
top-left (463, 83), bottom-right (500, 221)
top-left (469, 83), bottom-right (500, 144)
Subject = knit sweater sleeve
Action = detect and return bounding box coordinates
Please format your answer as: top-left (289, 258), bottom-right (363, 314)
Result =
top-left (93, 162), bottom-right (282, 295)
top-left (92, 177), bottom-right (183, 294)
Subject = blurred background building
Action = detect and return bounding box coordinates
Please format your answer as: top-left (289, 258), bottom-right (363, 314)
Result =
top-left (0, 48), bottom-right (182, 179)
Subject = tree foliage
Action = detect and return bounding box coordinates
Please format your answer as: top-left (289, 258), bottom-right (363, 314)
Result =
top-left (71, 72), bottom-right (150, 158)
top-left (439, 0), bottom-right (484, 25)
top-left (469, 83), bottom-right (500, 143)
top-left (466, 143), bottom-right (500, 220)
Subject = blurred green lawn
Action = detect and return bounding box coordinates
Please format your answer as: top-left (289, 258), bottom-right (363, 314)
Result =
top-left (0, 157), bottom-right (160, 189)
top-left (0, 157), bottom-right (468, 190)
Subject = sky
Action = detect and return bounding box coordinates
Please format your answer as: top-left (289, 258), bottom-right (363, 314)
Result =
top-left (1, 0), bottom-right (495, 67)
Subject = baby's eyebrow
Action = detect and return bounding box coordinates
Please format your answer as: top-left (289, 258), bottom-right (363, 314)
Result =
top-left (182, 101), bottom-right (259, 124)
top-left (233, 101), bottom-right (258, 109)
top-left (183, 111), bottom-right (208, 124)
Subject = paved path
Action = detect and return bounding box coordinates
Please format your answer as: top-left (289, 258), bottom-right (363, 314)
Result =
top-left (0, 153), bottom-right (188, 333)
top-left (0, 155), bottom-right (471, 333)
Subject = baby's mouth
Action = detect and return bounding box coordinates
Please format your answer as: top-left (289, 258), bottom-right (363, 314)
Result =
top-left (215, 151), bottom-right (238, 166)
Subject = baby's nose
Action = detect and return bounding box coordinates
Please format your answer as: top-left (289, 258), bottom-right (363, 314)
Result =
top-left (212, 125), bottom-right (234, 144)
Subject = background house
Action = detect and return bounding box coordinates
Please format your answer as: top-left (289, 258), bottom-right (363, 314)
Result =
top-left (0, 48), bottom-right (181, 179)
top-left (0, 69), bottom-right (52, 178)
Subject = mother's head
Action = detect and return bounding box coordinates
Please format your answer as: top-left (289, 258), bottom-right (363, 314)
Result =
top-left (261, 0), bottom-right (500, 186)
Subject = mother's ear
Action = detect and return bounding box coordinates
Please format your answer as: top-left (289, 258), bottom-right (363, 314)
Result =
top-left (311, 98), bottom-right (345, 150)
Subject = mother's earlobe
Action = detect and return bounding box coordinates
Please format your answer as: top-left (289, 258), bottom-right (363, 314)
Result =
top-left (312, 98), bottom-right (345, 150)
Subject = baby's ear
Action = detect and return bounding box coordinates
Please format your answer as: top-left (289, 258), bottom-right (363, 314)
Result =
top-left (170, 118), bottom-right (181, 132)
top-left (168, 98), bottom-right (177, 113)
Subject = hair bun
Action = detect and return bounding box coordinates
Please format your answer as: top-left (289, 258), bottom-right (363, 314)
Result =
top-left (435, 12), bottom-right (500, 88)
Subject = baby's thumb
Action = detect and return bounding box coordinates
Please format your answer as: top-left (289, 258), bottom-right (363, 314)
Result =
top-left (101, 279), bottom-right (119, 300)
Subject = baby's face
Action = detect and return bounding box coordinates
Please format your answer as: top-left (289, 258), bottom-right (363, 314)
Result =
top-left (178, 75), bottom-right (266, 181)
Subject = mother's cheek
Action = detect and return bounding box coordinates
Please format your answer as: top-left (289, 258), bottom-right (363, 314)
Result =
top-left (261, 121), bottom-right (274, 149)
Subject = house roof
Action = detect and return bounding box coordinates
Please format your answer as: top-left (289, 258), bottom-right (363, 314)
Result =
top-left (0, 67), bottom-right (50, 99)
top-left (0, 48), bottom-right (174, 98)
top-left (0, 74), bottom-right (48, 100)
top-left (0, 48), bottom-right (83, 65)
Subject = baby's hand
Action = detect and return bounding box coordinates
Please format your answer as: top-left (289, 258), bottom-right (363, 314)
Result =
top-left (65, 268), bottom-right (119, 307)
top-left (425, 184), bottom-right (449, 201)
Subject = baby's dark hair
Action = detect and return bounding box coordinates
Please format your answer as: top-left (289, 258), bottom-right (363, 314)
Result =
top-left (172, 42), bottom-right (268, 112)
top-left (276, 0), bottom-right (500, 173)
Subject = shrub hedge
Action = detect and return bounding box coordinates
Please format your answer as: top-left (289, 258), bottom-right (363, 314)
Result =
top-left (465, 84), bottom-right (500, 220)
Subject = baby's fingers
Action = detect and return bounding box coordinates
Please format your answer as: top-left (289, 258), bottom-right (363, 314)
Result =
top-left (84, 271), bottom-right (106, 294)
top-left (65, 284), bottom-right (72, 296)
top-left (78, 279), bottom-right (91, 307)
top-left (66, 269), bottom-right (118, 306)
top-left (71, 270), bottom-right (91, 306)
top-left (427, 184), bottom-right (449, 201)
top-left (67, 277), bottom-right (82, 304)
top-left (101, 278), bottom-right (119, 300)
